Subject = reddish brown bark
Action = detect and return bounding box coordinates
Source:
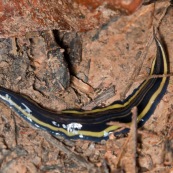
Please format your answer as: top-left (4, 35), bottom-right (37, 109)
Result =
top-left (0, 0), bottom-right (143, 38)
top-left (74, 0), bottom-right (143, 14)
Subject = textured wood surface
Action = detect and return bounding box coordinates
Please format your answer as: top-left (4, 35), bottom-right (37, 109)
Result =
top-left (0, 0), bottom-right (143, 37)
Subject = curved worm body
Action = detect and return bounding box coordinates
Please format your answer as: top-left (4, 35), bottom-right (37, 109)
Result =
top-left (0, 37), bottom-right (169, 141)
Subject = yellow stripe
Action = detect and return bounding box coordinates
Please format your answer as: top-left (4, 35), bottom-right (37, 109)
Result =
top-left (0, 36), bottom-right (168, 140)
top-left (63, 38), bottom-right (167, 116)
top-left (4, 97), bottom-right (122, 137)
top-left (138, 39), bottom-right (168, 121)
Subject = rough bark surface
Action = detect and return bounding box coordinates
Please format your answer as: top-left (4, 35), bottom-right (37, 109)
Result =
top-left (0, 0), bottom-right (143, 37)
top-left (0, 1), bottom-right (172, 173)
